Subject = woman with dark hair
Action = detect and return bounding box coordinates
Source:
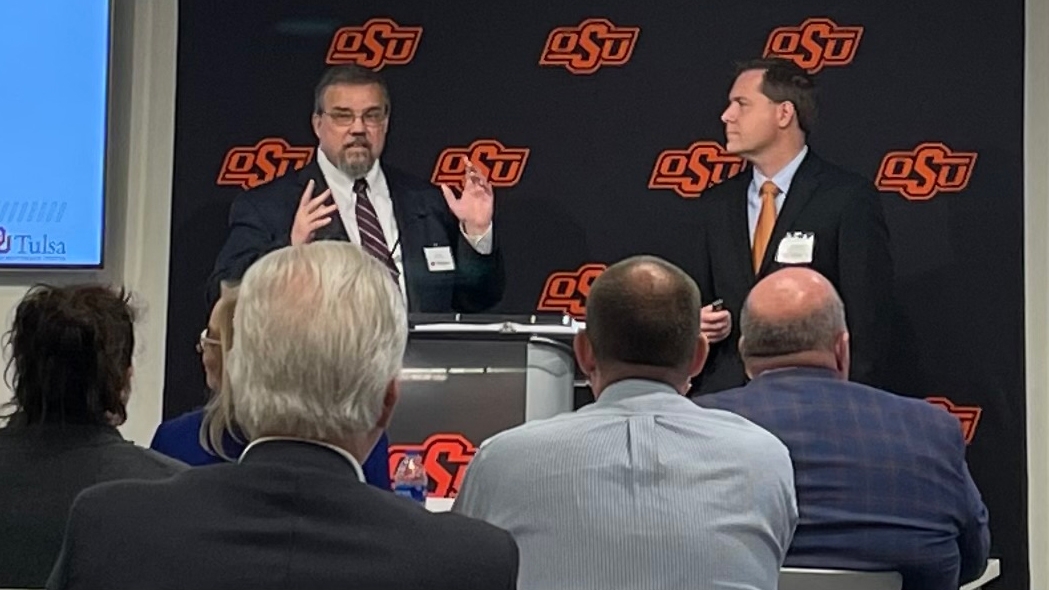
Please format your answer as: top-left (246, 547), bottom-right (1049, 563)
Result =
top-left (0, 284), bottom-right (185, 588)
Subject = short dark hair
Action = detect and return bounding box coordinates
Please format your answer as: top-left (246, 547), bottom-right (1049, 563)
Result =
top-left (735, 57), bottom-right (818, 134)
top-left (313, 65), bottom-right (391, 115)
top-left (2, 284), bottom-right (136, 426)
top-left (585, 256), bottom-right (702, 370)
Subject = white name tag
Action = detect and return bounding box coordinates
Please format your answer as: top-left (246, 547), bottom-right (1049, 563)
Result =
top-left (775, 232), bottom-right (815, 264)
top-left (423, 246), bottom-right (456, 272)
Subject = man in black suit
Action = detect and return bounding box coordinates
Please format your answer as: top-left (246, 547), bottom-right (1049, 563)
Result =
top-left (48, 241), bottom-right (519, 590)
top-left (207, 65), bottom-right (504, 313)
top-left (690, 57), bottom-right (893, 394)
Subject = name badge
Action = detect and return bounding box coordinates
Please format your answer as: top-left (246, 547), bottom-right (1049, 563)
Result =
top-left (775, 232), bottom-right (815, 264)
top-left (423, 246), bottom-right (456, 272)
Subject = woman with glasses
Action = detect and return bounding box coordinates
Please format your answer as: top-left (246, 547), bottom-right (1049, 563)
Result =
top-left (148, 281), bottom-right (392, 489)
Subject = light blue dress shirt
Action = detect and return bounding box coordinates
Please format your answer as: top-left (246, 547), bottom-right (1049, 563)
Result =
top-left (747, 145), bottom-right (809, 245)
top-left (453, 378), bottom-right (798, 590)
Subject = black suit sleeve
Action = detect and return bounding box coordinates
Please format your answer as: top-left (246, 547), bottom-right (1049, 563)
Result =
top-left (502, 530), bottom-right (520, 590)
top-left (433, 197), bottom-right (504, 312)
top-left (46, 490), bottom-right (93, 590)
top-left (691, 201), bottom-right (716, 306)
top-left (205, 193), bottom-right (290, 309)
top-left (836, 185), bottom-right (893, 388)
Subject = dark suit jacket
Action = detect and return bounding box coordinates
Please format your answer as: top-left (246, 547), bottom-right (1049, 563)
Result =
top-left (689, 150), bottom-right (893, 394)
top-left (696, 367), bottom-right (990, 590)
top-left (0, 423), bottom-right (186, 589)
top-left (48, 439), bottom-right (519, 590)
top-left (207, 161), bottom-right (505, 313)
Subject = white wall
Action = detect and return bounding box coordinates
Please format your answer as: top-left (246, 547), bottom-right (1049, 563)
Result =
top-left (0, 0), bottom-right (177, 447)
top-left (1027, 0), bottom-right (1049, 585)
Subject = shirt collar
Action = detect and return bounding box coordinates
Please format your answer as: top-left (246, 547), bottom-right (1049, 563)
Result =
top-left (240, 436), bottom-right (366, 482)
top-left (595, 378), bottom-right (681, 405)
top-left (752, 144), bottom-right (809, 195)
top-left (315, 147), bottom-right (384, 194)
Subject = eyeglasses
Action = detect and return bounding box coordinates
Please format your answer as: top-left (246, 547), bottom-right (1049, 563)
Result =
top-left (320, 108), bottom-right (388, 128)
top-left (196, 328), bottom-right (220, 354)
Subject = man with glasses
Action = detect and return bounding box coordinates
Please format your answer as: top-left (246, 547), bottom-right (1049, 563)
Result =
top-left (208, 65), bottom-right (505, 313)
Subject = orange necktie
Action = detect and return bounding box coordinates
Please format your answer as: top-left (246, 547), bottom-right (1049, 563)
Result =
top-left (752, 180), bottom-right (780, 273)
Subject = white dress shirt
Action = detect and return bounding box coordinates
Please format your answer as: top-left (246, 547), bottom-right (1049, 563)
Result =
top-left (747, 144), bottom-right (809, 244)
top-left (316, 150), bottom-right (493, 301)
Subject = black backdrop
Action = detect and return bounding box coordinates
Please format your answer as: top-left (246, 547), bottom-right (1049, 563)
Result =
top-left (164, 2), bottom-right (1026, 587)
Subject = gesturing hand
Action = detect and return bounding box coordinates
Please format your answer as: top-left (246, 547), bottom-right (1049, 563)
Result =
top-left (290, 179), bottom-right (337, 246)
top-left (440, 159), bottom-right (494, 236)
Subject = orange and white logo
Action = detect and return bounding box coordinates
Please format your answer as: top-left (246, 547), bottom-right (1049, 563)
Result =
top-left (326, 17), bottom-right (423, 70)
top-left (926, 397), bottom-right (982, 444)
top-left (764, 17), bottom-right (863, 73)
top-left (216, 138), bottom-right (314, 190)
top-left (388, 433), bottom-right (477, 498)
top-left (876, 142), bottom-right (978, 201)
top-left (539, 18), bottom-right (640, 75)
top-left (649, 141), bottom-right (747, 198)
top-left (537, 263), bottom-right (607, 319)
top-left (432, 140), bottom-right (530, 189)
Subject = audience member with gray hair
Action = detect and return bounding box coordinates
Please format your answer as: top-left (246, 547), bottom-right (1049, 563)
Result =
top-left (48, 241), bottom-right (519, 590)
top-left (454, 255), bottom-right (797, 590)
top-left (697, 267), bottom-right (990, 590)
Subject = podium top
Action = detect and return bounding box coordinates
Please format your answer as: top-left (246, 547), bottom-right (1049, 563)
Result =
top-left (409, 313), bottom-right (584, 336)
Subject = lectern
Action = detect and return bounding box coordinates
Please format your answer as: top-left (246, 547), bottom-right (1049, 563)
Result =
top-left (386, 314), bottom-right (580, 498)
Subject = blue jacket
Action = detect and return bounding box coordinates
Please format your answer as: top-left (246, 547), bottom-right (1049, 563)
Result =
top-left (150, 409), bottom-right (390, 490)
top-left (696, 366), bottom-right (990, 590)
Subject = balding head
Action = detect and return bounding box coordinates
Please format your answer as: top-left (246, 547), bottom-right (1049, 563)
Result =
top-left (739, 268), bottom-right (850, 378)
top-left (576, 256), bottom-right (708, 396)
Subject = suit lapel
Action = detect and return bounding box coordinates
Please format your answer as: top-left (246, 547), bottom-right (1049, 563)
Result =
top-left (723, 173), bottom-right (758, 286)
top-left (758, 151), bottom-right (822, 275)
top-left (383, 165), bottom-right (430, 311)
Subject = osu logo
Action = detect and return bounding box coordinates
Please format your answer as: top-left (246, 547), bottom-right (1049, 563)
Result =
top-left (876, 142), bottom-right (977, 201)
top-left (216, 138), bottom-right (314, 190)
top-left (537, 263), bottom-right (608, 318)
top-left (432, 140), bottom-right (530, 189)
top-left (326, 17), bottom-right (422, 70)
top-left (926, 397), bottom-right (982, 444)
top-left (539, 18), bottom-right (640, 75)
top-left (388, 433), bottom-right (477, 498)
top-left (649, 141), bottom-right (747, 198)
top-left (764, 18), bottom-right (863, 73)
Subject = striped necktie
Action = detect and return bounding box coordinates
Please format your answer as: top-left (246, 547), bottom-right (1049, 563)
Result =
top-left (353, 178), bottom-right (399, 280)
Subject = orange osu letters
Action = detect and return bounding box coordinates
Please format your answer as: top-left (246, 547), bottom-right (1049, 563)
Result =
top-left (763, 18), bottom-right (863, 73)
top-left (216, 138), bottom-right (314, 190)
top-left (876, 143), bottom-right (977, 201)
top-left (388, 434), bottom-right (477, 498)
top-left (539, 18), bottom-right (640, 75)
top-left (649, 141), bottom-right (747, 198)
top-left (326, 18), bottom-right (422, 70)
top-left (432, 140), bottom-right (530, 189)
top-left (925, 397), bottom-right (982, 444)
top-left (536, 264), bottom-right (608, 319)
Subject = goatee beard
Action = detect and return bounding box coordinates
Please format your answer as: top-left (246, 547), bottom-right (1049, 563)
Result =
top-left (337, 155), bottom-right (373, 180)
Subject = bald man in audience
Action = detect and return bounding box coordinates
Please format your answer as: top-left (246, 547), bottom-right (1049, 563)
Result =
top-left (696, 268), bottom-right (990, 590)
top-left (453, 255), bottom-right (797, 590)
